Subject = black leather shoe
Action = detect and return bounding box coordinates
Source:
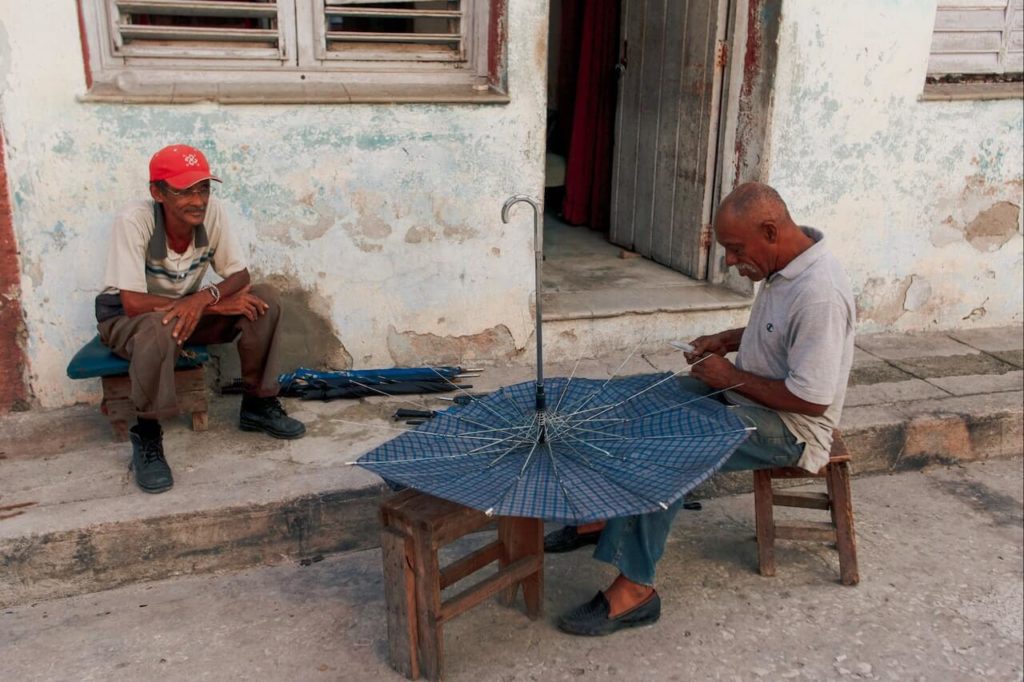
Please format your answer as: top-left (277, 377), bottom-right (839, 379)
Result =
top-left (558, 590), bottom-right (661, 636)
top-left (129, 425), bottom-right (173, 494)
top-left (544, 525), bottom-right (601, 553)
top-left (240, 396), bottom-right (306, 439)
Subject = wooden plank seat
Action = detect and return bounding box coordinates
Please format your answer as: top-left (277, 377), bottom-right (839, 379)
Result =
top-left (66, 335), bottom-right (210, 442)
top-left (753, 430), bottom-right (860, 586)
top-left (379, 489), bottom-right (544, 681)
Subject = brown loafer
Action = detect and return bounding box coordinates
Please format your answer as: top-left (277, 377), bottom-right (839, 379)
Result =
top-left (558, 590), bottom-right (661, 636)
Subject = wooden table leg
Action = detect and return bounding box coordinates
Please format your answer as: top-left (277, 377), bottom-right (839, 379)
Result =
top-left (381, 527), bottom-right (420, 679)
top-left (411, 528), bottom-right (444, 682)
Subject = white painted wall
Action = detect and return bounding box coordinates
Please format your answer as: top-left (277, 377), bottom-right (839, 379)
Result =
top-left (4, 0), bottom-right (1022, 410)
top-left (0, 1), bottom-right (548, 408)
top-left (768, 0), bottom-right (1024, 331)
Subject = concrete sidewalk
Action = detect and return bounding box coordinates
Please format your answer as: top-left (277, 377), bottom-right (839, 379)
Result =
top-left (0, 325), bottom-right (1021, 607)
top-left (2, 457), bottom-right (1021, 681)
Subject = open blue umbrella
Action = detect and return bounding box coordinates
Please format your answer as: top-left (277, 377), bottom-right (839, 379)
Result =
top-left (358, 372), bottom-right (750, 522)
top-left (356, 197), bottom-right (752, 522)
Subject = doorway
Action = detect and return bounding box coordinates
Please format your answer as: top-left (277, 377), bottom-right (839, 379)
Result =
top-left (543, 0), bottom-right (733, 317)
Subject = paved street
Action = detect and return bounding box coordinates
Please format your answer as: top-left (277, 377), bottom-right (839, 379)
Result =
top-left (3, 457), bottom-right (1021, 682)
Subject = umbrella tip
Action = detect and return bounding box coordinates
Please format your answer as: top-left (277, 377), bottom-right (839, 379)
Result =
top-left (658, 501), bottom-right (669, 510)
top-left (484, 507), bottom-right (495, 517)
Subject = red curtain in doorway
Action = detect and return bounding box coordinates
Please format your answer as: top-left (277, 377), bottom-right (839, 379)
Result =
top-left (560, 0), bottom-right (620, 232)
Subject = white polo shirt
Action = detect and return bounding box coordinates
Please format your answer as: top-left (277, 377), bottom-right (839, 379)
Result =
top-left (725, 227), bottom-right (856, 473)
top-left (101, 196), bottom-right (247, 300)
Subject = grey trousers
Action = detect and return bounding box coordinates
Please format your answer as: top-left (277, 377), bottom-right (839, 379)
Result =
top-left (97, 283), bottom-right (284, 419)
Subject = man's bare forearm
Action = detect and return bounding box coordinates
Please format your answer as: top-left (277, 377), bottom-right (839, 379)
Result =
top-left (729, 368), bottom-right (827, 417)
top-left (720, 327), bottom-right (746, 353)
top-left (120, 291), bottom-right (178, 317)
top-left (214, 269), bottom-right (250, 300)
top-left (119, 269), bottom-right (251, 317)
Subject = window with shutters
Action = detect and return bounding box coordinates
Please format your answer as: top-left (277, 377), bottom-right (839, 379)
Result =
top-left (78, 0), bottom-right (508, 103)
top-left (924, 0), bottom-right (1022, 99)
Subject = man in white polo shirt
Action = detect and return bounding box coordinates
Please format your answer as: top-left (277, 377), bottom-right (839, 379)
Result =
top-left (96, 144), bottom-right (305, 494)
top-left (549, 182), bottom-right (856, 636)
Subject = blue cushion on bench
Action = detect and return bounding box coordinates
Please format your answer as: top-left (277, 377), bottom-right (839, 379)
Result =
top-left (67, 335), bottom-right (209, 380)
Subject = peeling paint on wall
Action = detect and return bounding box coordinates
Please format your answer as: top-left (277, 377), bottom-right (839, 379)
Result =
top-left (857, 276), bottom-right (913, 326)
top-left (1, 0), bottom-right (549, 408)
top-left (387, 324), bottom-right (519, 367)
top-left (902, 275), bottom-right (932, 313)
top-left (0, 129), bottom-right (31, 413)
top-left (768, 0), bottom-right (1024, 332)
top-left (962, 297), bottom-right (989, 322)
top-left (404, 225), bottom-right (437, 244)
top-left (964, 201), bottom-right (1020, 252)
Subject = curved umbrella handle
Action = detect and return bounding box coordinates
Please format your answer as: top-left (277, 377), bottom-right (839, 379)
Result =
top-left (501, 194), bottom-right (545, 408)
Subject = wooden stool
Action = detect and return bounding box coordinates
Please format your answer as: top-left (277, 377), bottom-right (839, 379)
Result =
top-left (379, 489), bottom-right (544, 681)
top-left (99, 368), bottom-right (209, 441)
top-left (753, 430), bottom-right (859, 585)
top-left (66, 336), bottom-right (210, 442)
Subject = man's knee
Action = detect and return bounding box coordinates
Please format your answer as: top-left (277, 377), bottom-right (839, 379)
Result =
top-left (132, 312), bottom-right (178, 356)
top-left (250, 283), bottom-right (282, 312)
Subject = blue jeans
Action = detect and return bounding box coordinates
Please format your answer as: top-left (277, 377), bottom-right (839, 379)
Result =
top-left (592, 376), bottom-right (804, 586)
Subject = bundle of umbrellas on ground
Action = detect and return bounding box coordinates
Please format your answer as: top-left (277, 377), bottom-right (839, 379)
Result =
top-left (278, 366), bottom-right (478, 401)
top-left (353, 196), bottom-right (755, 524)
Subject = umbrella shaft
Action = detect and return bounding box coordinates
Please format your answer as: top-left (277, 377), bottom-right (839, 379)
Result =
top-left (535, 246), bottom-right (544, 388)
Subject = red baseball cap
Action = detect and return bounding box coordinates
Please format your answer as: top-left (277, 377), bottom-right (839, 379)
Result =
top-left (149, 144), bottom-right (222, 189)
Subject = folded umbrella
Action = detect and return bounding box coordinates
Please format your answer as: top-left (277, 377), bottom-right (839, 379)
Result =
top-left (279, 366), bottom-right (466, 400)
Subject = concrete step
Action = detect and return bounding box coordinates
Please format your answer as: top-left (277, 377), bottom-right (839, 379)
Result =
top-left (0, 397), bottom-right (387, 608)
top-left (1, 327), bottom-right (1021, 607)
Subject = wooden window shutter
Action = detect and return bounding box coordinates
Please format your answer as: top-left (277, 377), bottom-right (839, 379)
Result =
top-left (315, 0), bottom-right (467, 62)
top-left (108, 0), bottom-right (288, 60)
top-left (929, 0), bottom-right (1024, 75)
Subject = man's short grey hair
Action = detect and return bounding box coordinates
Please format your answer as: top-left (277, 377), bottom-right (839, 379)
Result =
top-left (720, 182), bottom-right (792, 223)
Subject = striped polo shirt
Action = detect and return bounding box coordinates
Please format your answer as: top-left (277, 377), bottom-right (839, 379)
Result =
top-left (100, 196), bottom-right (247, 302)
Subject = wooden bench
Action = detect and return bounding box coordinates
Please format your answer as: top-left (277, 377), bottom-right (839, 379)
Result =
top-left (753, 430), bottom-right (859, 586)
top-left (66, 335), bottom-right (210, 442)
top-left (379, 490), bottom-right (544, 681)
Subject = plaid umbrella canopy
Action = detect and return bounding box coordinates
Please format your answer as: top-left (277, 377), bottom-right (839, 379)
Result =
top-left (356, 196), bottom-right (752, 522)
top-left (357, 372), bottom-right (751, 522)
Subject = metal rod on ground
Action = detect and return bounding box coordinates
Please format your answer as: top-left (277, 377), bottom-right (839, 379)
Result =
top-left (501, 194), bottom-right (546, 432)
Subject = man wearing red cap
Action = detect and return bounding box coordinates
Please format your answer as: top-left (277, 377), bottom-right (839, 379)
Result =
top-left (95, 144), bottom-right (305, 494)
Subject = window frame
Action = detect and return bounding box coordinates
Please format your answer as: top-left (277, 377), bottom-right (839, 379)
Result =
top-left (78, 0), bottom-right (508, 103)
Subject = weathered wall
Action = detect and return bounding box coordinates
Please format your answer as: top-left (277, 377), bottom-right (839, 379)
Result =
top-left (0, 1), bottom-right (548, 409)
top-left (768, 0), bottom-right (1023, 331)
top-left (0, 128), bottom-right (30, 412)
